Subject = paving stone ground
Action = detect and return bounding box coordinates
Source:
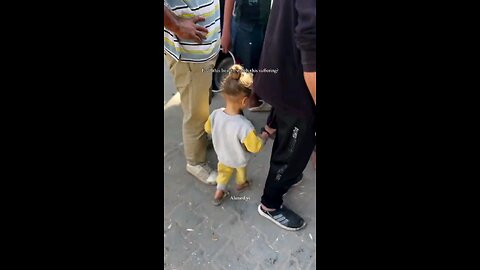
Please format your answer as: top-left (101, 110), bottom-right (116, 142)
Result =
top-left (164, 60), bottom-right (316, 270)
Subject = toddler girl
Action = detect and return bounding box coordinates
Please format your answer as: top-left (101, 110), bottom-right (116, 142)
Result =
top-left (205, 65), bottom-right (268, 205)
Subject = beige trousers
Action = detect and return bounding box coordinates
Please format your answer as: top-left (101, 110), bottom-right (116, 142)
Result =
top-left (165, 53), bottom-right (217, 165)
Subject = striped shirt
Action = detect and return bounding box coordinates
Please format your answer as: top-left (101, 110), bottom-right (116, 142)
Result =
top-left (164, 0), bottom-right (221, 63)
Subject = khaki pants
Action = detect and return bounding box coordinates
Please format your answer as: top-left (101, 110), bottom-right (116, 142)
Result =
top-left (165, 53), bottom-right (217, 165)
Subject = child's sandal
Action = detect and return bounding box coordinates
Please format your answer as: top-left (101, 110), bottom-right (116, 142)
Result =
top-left (212, 190), bottom-right (230, 206)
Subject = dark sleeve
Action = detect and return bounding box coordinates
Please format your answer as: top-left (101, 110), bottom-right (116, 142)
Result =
top-left (294, 0), bottom-right (316, 72)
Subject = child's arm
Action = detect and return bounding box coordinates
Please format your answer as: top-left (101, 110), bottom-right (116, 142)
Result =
top-left (204, 116), bottom-right (212, 135)
top-left (243, 130), bottom-right (267, 153)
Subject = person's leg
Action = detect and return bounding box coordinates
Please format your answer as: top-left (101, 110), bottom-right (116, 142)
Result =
top-left (213, 163), bottom-right (234, 205)
top-left (235, 166), bottom-right (249, 190)
top-left (233, 21), bottom-right (253, 69)
top-left (216, 163), bottom-right (234, 192)
top-left (261, 112), bottom-right (315, 208)
top-left (231, 19), bottom-right (238, 53)
top-left (233, 21), bottom-right (270, 111)
top-left (258, 110), bottom-right (315, 230)
top-left (231, 18), bottom-right (259, 111)
top-left (165, 54), bottom-right (218, 183)
top-left (183, 57), bottom-right (217, 165)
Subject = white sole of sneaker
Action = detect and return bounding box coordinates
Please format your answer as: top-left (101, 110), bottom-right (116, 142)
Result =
top-left (186, 166), bottom-right (217, 186)
top-left (205, 172), bottom-right (217, 185)
top-left (257, 204), bottom-right (306, 231)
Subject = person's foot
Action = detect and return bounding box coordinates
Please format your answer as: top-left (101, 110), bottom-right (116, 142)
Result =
top-left (236, 180), bottom-right (250, 192)
top-left (212, 190), bottom-right (229, 206)
top-left (257, 204), bottom-right (306, 231)
top-left (248, 100), bottom-right (272, 112)
top-left (186, 163), bottom-right (217, 185)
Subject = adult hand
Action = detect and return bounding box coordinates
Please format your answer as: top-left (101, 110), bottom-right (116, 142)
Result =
top-left (260, 132), bottom-right (269, 141)
top-left (221, 30), bottom-right (231, 53)
top-left (175, 16), bottom-right (209, 43)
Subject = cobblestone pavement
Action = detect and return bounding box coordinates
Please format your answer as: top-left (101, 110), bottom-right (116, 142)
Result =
top-left (164, 60), bottom-right (316, 270)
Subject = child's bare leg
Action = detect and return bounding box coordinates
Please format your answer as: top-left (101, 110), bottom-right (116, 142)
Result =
top-left (214, 189), bottom-right (225, 200)
top-left (215, 177), bottom-right (228, 200)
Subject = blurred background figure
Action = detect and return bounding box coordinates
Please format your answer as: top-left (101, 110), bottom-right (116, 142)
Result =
top-left (221, 0), bottom-right (272, 112)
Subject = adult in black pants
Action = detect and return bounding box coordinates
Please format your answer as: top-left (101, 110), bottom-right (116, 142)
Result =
top-left (254, 0), bottom-right (316, 231)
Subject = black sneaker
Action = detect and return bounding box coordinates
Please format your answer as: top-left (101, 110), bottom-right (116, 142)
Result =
top-left (257, 204), bottom-right (306, 231)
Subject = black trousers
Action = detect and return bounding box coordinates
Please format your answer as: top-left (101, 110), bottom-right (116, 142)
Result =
top-left (261, 109), bottom-right (316, 209)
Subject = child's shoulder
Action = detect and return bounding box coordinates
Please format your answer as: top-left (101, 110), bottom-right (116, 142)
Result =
top-left (237, 115), bottom-right (255, 129)
top-left (235, 116), bottom-right (256, 139)
top-left (210, 108), bottom-right (225, 118)
top-left (212, 108), bottom-right (224, 113)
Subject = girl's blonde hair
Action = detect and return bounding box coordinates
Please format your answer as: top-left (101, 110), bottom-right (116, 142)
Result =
top-left (221, 64), bottom-right (253, 97)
